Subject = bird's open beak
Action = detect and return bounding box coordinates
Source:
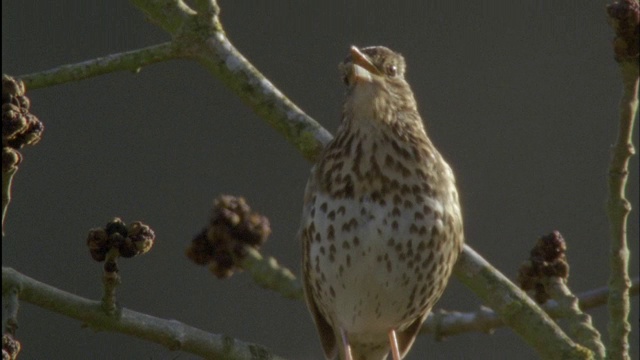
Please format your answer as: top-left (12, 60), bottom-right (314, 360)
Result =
top-left (349, 46), bottom-right (380, 83)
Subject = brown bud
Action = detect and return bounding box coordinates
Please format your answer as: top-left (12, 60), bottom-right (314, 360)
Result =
top-left (607, 0), bottom-right (640, 61)
top-left (2, 103), bottom-right (28, 140)
top-left (127, 221), bottom-right (155, 255)
top-left (518, 231), bottom-right (571, 303)
top-left (186, 228), bottom-right (215, 265)
top-left (2, 333), bottom-right (21, 360)
top-left (187, 195), bottom-right (271, 279)
top-left (87, 219), bottom-right (155, 262)
top-left (2, 75), bottom-right (24, 99)
top-left (15, 95), bottom-right (30, 111)
top-left (4, 113), bottom-right (44, 149)
top-left (87, 228), bottom-right (110, 262)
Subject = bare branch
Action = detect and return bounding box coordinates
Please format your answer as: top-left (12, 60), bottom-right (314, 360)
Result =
top-left (420, 276), bottom-right (639, 339)
top-left (453, 246), bottom-right (592, 359)
top-left (18, 42), bottom-right (180, 90)
top-left (1, 267), bottom-right (286, 360)
top-left (605, 1), bottom-right (639, 358)
top-left (240, 246), bottom-right (303, 300)
top-left (129, 0), bottom-right (196, 34)
top-left (544, 277), bottom-right (605, 359)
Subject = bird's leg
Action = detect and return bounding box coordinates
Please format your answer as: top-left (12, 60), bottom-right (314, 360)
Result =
top-left (341, 328), bottom-right (353, 360)
top-left (388, 330), bottom-right (401, 360)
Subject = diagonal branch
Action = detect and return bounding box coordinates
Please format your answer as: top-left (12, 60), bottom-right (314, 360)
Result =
top-left (191, 32), bottom-right (333, 162)
top-left (453, 246), bottom-right (590, 359)
top-left (421, 277), bottom-right (640, 338)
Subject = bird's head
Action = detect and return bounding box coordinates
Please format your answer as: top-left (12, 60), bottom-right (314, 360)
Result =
top-left (339, 46), bottom-right (418, 124)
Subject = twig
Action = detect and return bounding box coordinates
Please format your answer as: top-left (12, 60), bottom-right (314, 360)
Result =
top-left (101, 250), bottom-right (121, 315)
top-left (239, 247), bottom-right (303, 300)
top-left (576, 277), bottom-right (639, 310)
top-left (605, 1), bottom-right (639, 359)
top-left (1, 168), bottom-right (17, 235)
top-left (129, 0), bottom-right (196, 34)
top-left (19, 42), bottom-right (180, 90)
top-left (606, 60), bottom-right (637, 360)
top-left (1, 267), bottom-right (286, 360)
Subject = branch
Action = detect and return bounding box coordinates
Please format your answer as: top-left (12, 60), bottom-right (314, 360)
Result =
top-left (19, 42), bottom-right (180, 90)
top-left (129, 0), bottom-right (197, 34)
top-left (605, 1), bottom-right (639, 359)
top-left (453, 246), bottom-right (591, 359)
top-left (191, 32), bottom-right (332, 162)
top-left (18, 1), bottom-right (332, 163)
top-left (1, 267), bottom-right (286, 360)
top-left (421, 277), bottom-right (639, 339)
top-left (544, 277), bottom-right (605, 359)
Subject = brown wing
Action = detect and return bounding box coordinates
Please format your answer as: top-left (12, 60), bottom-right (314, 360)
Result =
top-left (396, 312), bottom-right (428, 358)
top-left (303, 261), bottom-right (337, 359)
top-left (300, 167), bottom-right (337, 359)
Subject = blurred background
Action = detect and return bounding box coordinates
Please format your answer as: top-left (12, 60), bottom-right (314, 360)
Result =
top-left (2, 1), bottom-right (638, 359)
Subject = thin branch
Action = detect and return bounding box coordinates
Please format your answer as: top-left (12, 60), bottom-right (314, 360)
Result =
top-left (18, 42), bottom-right (180, 90)
top-left (577, 277), bottom-right (639, 310)
top-left (1, 167), bottom-right (17, 235)
top-left (605, 1), bottom-right (639, 358)
top-left (606, 60), bottom-right (637, 360)
top-left (101, 253), bottom-right (121, 315)
top-left (240, 247), bottom-right (303, 300)
top-left (129, 0), bottom-right (196, 34)
top-left (1, 267), bottom-right (286, 360)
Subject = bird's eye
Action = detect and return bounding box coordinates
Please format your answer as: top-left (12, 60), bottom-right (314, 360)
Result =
top-left (342, 74), bottom-right (350, 85)
top-left (386, 64), bottom-right (398, 77)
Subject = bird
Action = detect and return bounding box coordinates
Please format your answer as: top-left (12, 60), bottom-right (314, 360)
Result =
top-left (299, 45), bottom-right (464, 360)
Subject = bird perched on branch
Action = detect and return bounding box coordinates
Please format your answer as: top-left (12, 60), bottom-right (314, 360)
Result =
top-left (300, 45), bottom-right (464, 360)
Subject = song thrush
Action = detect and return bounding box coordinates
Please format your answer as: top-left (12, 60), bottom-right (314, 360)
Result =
top-left (300, 46), bottom-right (464, 360)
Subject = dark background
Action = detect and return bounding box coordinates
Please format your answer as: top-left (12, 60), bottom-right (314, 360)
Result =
top-left (2, 1), bottom-right (638, 359)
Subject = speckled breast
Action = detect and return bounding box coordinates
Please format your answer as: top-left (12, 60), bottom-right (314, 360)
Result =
top-left (304, 185), bottom-right (460, 336)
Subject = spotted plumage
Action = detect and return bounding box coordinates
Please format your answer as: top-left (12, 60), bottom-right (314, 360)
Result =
top-left (300, 46), bottom-right (464, 360)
